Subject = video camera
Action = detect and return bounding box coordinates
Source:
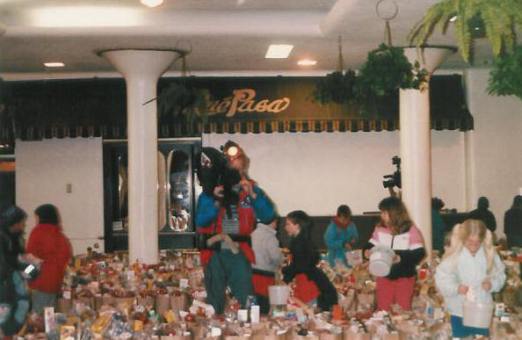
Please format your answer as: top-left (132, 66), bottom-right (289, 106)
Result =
top-left (382, 156), bottom-right (401, 189)
top-left (196, 143), bottom-right (242, 206)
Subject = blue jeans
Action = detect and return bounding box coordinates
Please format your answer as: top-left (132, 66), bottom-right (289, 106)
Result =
top-left (450, 315), bottom-right (489, 338)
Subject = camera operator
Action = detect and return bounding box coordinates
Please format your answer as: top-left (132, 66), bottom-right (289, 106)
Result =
top-left (383, 156), bottom-right (402, 198)
top-left (0, 206), bottom-right (32, 338)
top-left (195, 141), bottom-right (275, 315)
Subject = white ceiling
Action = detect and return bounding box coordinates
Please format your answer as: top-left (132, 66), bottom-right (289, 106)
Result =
top-left (0, 0), bottom-right (494, 79)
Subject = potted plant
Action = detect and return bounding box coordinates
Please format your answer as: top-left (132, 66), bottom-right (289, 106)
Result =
top-left (313, 38), bottom-right (358, 106)
top-left (356, 44), bottom-right (429, 97)
top-left (487, 45), bottom-right (522, 100)
top-left (355, 44), bottom-right (429, 116)
top-left (157, 79), bottom-right (211, 129)
top-left (312, 43), bottom-right (429, 116)
top-left (409, 0), bottom-right (522, 63)
top-left (313, 69), bottom-right (357, 105)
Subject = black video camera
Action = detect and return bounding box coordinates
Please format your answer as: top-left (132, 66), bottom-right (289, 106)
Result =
top-left (196, 146), bottom-right (242, 206)
top-left (382, 156), bottom-right (401, 189)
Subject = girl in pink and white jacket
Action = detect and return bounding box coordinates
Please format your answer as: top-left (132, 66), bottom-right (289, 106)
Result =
top-left (368, 197), bottom-right (426, 311)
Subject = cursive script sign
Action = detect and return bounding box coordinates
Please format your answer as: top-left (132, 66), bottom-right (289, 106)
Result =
top-left (208, 88), bottom-right (290, 117)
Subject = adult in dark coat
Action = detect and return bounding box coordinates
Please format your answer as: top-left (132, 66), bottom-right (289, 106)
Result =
top-left (282, 210), bottom-right (338, 312)
top-left (504, 195), bottom-right (522, 248)
top-left (468, 197), bottom-right (497, 232)
top-left (0, 206), bottom-right (30, 337)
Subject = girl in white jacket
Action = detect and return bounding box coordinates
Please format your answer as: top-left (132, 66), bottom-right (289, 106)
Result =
top-left (435, 219), bottom-right (505, 338)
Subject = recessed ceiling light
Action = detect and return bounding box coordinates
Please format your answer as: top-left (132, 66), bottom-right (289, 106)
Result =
top-left (449, 16), bottom-right (458, 22)
top-left (44, 62), bottom-right (65, 68)
top-left (141, 0), bottom-right (164, 7)
top-left (297, 59), bottom-right (317, 66)
top-left (265, 44), bottom-right (294, 59)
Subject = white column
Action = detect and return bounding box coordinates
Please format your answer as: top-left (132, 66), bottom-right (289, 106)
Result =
top-left (101, 49), bottom-right (179, 264)
top-left (400, 47), bottom-right (454, 254)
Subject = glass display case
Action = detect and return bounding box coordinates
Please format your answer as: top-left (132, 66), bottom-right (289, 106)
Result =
top-left (103, 139), bottom-right (201, 251)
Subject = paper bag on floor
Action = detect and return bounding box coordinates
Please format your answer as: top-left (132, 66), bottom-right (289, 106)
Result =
top-left (170, 293), bottom-right (189, 313)
top-left (156, 294), bottom-right (171, 316)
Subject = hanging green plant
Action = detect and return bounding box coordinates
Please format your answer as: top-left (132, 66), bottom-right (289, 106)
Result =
top-left (313, 70), bottom-right (357, 105)
top-left (487, 45), bottom-right (522, 100)
top-left (409, 0), bottom-right (522, 63)
top-left (157, 79), bottom-right (211, 125)
top-left (356, 44), bottom-right (429, 100)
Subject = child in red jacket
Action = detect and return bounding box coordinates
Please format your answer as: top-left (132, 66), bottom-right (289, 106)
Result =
top-left (26, 204), bottom-right (72, 314)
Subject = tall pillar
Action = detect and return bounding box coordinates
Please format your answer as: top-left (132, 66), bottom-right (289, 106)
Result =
top-left (400, 47), bottom-right (454, 254)
top-left (101, 49), bottom-right (179, 264)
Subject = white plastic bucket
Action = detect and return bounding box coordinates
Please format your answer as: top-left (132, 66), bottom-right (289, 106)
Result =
top-left (462, 300), bottom-right (493, 329)
top-left (368, 248), bottom-right (394, 277)
top-left (268, 285), bottom-right (290, 305)
top-left (346, 249), bottom-right (363, 267)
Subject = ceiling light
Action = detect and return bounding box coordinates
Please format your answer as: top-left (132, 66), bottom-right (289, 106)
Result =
top-left (29, 7), bottom-right (143, 27)
top-left (44, 62), bottom-right (65, 68)
top-left (449, 16), bottom-right (458, 22)
top-left (265, 44), bottom-right (294, 59)
top-left (140, 0), bottom-right (164, 7)
top-left (297, 59), bottom-right (317, 66)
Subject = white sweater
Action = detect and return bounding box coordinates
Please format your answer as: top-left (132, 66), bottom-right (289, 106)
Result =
top-left (435, 246), bottom-right (506, 317)
top-left (251, 223), bottom-right (283, 273)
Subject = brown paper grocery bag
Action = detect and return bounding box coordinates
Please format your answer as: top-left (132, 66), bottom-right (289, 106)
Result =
top-left (94, 294), bottom-right (104, 311)
top-left (318, 331), bottom-right (342, 340)
top-left (342, 328), bottom-right (371, 340)
top-left (170, 293), bottom-right (189, 313)
top-left (102, 294), bottom-right (115, 306)
top-left (114, 297), bottom-right (135, 316)
top-left (156, 294), bottom-right (171, 316)
top-left (137, 294), bottom-right (155, 309)
top-left (287, 328), bottom-right (319, 340)
top-left (160, 335), bottom-right (191, 340)
top-left (75, 296), bottom-right (95, 310)
top-left (56, 298), bottom-right (72, 314)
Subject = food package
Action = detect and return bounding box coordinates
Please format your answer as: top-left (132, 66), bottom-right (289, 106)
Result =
top-left (59, 325), bottom-right (76, 340)
top-left (90, 313), bottom-right (112, 335)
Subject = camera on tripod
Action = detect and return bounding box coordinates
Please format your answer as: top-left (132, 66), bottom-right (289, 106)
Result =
top-left (382, 156), bottom-right (401, 189)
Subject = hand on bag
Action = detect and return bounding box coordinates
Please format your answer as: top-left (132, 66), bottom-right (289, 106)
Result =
top-left (482, 279), bottom-right (492, 292)
top-left (213, 185), bottom-right (224, 198)
top-left (458, 284), bottom-right (469, 295)
top-left (22, 253), bottom-right (43, 265)
top-left (240, 179), bottom-right (256, 199)
top-left (222, 234), bottom-right (240, 254)
top-left (206, 233), bottom-right (224, 247)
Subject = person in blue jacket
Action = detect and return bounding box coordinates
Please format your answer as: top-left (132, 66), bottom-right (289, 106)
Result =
top-left (324, 204), bottom-right (359, 268)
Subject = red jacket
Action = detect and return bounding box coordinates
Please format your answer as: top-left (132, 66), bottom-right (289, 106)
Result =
top-left (198, 190), bottom-right (257, 266)
top-left (26, 223), bottom-right (72, 293)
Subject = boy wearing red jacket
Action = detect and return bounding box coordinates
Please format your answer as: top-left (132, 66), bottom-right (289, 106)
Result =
top-left (26, 204), bottom-right (72, 314)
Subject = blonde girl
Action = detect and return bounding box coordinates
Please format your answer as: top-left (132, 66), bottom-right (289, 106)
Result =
top-left (435, 219), bottom-right (506, 338)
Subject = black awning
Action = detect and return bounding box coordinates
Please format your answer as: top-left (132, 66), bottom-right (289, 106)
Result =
top-left (0, 75), bottom-right (473, 142)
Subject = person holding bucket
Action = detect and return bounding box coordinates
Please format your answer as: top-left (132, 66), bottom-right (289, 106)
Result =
top-left (367, 197), bottom-right (426, 311)
top-left (435, 219), bottom-right (505, 338)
